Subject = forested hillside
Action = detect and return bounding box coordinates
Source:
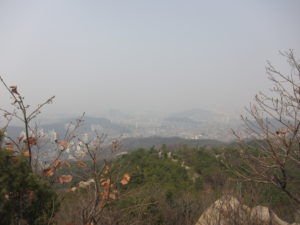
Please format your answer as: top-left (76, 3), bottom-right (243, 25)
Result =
top-left (54, 146), bottom-right (296, 225)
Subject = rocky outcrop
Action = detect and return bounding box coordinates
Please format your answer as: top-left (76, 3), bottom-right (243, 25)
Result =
top-left (195, 195), bottom-right (300, 225)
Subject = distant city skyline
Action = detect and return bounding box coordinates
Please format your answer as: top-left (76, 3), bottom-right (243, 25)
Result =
top-left (0, 0), bottom-right (299, 118)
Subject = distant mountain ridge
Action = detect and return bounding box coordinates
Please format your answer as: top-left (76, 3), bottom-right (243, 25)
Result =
top-left (6, 116), bottom-right (131, 139)
top-left (120, 136), bottom-right (225, 153)
top-left (4, 109), bottom-right (242, 141)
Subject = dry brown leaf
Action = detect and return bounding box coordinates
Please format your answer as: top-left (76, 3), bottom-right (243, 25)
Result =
top-left (24, 137), bottom-right (37, 145)
top-left (99, 201), bottom-right (107, 209)
top-left (112, 140), bottom-right (121, 148)
top-left (100, 178), bottom-right (111, 188)
top-left (109, 193), bottom-right (117, 200)
top-left (111, 140), bottom-right (121, 152)
top-left (58, 141), bottom-right (69, 149)
top-left (10, 85), bottom-right (19, 95)
top-left (43, 167), bottom-right (54, 177)
top-left (63, 161), bottom-right (71, 167)
top-left (100, 191), bottom-right (109, 200)
top-left (54, 160), bottom-right (62, 169)
top-left (76, 119), bottom-right (84, 124)
top-left (59, 175), bottom-right (73, 184)
top-left (23, 151), bottom-right (30, 157)
top-left (76, 161), bottom-right (86, 167)
top-left (18, 136), bottom-right (24, 142)
top-left (120, 173), bottom-right (130, 185)
top-left (276, 129), bottom-right (289, 135)
top-left (113, 189), bottom-right (120, 194)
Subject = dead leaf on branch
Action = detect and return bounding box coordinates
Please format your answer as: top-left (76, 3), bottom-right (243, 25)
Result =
top-left (43, 167), bottom-right (54, 177)
top-left (76, 161), bottom-right (86, 167)
top-left (22, 151), bottom-right (30, 157)
top-left (54, 160), bottom-right (62, 169)
top-left (100, 178), bottom-right (111, 188)
top-left (18, 136), bottom-right (24, 142)
top-left (99, 201), bottom-right (107, 209)
top-left (76, 119), bottom-right (84, 124)
top-left (24, 137), bottom-right (37, 145)
top-left (120, 173), bottom-right (130, 185)
top-left (9, 85), bottom-right (19, 95)
top-left (276, 129), bottom-right (289, 135)
top-left (59, 175), bottom-right (73, 184)
top-left (111, 140), bottom-right (121, 152)
top-left (57, 141), bottom-right (69, 149)
top-left (63, 161), bottom-right (71, 167)
top-left (109, 193), bottom-right (117, 200)
top-left (100, 191), bottom-right (109, 198)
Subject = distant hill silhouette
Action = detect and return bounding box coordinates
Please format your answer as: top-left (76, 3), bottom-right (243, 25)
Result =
top-left (6, 116), bottom-right (131, 139)
top-left (120, 136), bottom-right (225, 153)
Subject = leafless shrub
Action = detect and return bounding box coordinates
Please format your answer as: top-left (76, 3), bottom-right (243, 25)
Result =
top-left (227, 50), bottom-right (300, 206)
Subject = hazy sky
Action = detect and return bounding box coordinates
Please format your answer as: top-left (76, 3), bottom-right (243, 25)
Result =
top-left (0, 0), bottom-right (299, 118)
